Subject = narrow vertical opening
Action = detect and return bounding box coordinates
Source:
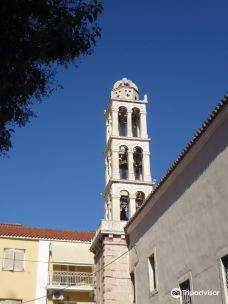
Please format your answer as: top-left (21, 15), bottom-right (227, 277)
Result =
top-left (118, 106), bottom-right (127, 136)
top-left (135, 191), bottom-right (145, 211)
top-left (120, 190), bottom-right (129, 221)
top-left (133, 147), bottom-right (143, 180)
top-left (119, 145), bottom-right (128, 180)
top-left (132, 107), bottom-right (140, 137)
top-left (148, 253), bottom-right (157, 292)
top-left (130, 271), bottom-right (136, 303)
top-left (222, 255), bottom-right (228, 303)
top-left (179, 279), bottom-right (192, 304)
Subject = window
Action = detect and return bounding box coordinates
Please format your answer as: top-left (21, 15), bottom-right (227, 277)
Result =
top-left (132, 108), bottom-right (140, 137)
top-left (148, 253), bottom-right (157, 292)
top-left (120, 190), bottom-right (129, 221)
top-left (133, 147), bottom-right (143, 181)
top-left (221, 255), bottom-right (228, 303)
top-left (119, 145), bottom-right (128, 180)
top-left (0, 300), bottom-right (22, 304)
top-left (130, 272), bottom-right (136, 303)
top-left (118, 106), bottom-right (127, 136)
top-left (179, 279), bottom-right (192, 304)
top-left (2, 249), bottom-right (25, 271)
top-left (135, 191), bottom-right (145, 211)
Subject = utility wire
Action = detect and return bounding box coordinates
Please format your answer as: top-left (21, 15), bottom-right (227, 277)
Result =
top-left (0, 256), bottom-right (49, 264)
top-left (0, 249), bottom-right (129, 275)
top-left (20, 249), bottom-right (129, 304)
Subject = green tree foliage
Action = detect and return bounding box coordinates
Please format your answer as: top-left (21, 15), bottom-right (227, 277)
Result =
top-left (0, 0), bottom-right (103, 155)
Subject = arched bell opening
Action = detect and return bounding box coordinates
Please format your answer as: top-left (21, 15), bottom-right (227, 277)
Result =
top-left (120, 190), bottom-right (129, 221)
top-left (133, 147), bottom-right (143, 181)
top-left (135, 191), bottom-right (145, 211)
top-left (119, 145), bottom-right (128, 180)
top-left (132, 108), bottom-right (140, 137)
top-left (118, 106), bottom-right (127, 136)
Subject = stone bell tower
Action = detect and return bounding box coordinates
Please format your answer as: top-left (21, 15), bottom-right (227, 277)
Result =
top-left (91, 78), bottom-right (153, 304)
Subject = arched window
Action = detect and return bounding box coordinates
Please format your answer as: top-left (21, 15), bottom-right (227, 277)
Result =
top-left (135, 191), bottom-right (145, 211)
top-left (120, 190), bottom-right (129, 221)
top-left (132, 108), bottom-right (140, 137)
top-left (119, 145), bottom-right (128, 180)
top-left (133, 147), bottom-right (143, 180)
top-left (118, 107), bottom-right (127, 136)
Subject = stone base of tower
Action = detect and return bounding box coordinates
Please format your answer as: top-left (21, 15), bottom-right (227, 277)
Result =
top-left (90, 220), bottom-right (134, 304)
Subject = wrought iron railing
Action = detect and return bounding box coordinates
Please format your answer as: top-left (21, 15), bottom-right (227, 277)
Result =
top-left (49, 271), bottom-right (94, 287)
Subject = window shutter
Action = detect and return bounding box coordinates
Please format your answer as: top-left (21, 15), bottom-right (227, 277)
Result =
top-left (14, 249), bottom-right (25, 271)
top-left (0, 300), bottom-right (22, 304)
top-left (2, 249), bottom-right (14, 270)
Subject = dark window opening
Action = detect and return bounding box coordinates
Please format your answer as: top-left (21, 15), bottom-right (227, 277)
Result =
top-left (118, 107), bottom-right (127, 136)
top-left (133, 147), bottom-right (143, 180)
top-left (180, 279), bottom-right (192, 304)
top-left (120, 191), bottom-right (129, 221)
top-left (148, 254), bottom-right (156, 291)
top-left (136, 191), bottom-right (145, 211)
top-left (132, 108), bottom-right (140, 137)
top-left (222, 255), bottom-right (228, 290)
top-left (130, 272), bottom-right (136, 303)
top-left (119, 146), bottom-right (128, 180)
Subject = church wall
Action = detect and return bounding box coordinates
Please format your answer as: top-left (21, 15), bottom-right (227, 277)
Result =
top-left (126, 107), bottom-right (228, 303)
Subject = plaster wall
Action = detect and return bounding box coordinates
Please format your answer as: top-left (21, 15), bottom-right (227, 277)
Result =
top-left (51, 241), bottom-right (94, 265)
top-left (127, 111), bottom-right (228, 304)
top-left (0, 238), bottom-right (39, 302)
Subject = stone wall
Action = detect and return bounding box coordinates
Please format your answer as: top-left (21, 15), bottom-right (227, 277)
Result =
top-left (94, 234), bottom-right (134, 304)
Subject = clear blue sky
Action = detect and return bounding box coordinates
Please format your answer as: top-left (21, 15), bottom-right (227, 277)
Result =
top-left (1, 0), bottom-right (227, 231)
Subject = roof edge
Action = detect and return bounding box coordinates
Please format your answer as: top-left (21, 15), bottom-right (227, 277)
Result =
top-left (125, 93), bottom-right (228, 230)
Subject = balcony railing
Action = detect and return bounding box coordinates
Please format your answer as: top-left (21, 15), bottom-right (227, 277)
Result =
top-left (49, 271), bottom-right (94, 288)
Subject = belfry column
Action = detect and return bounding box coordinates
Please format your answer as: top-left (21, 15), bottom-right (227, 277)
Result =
top-left (129, 195), bottom-right (136, 218)
top-left (127, 109), bottom-right (132, 137)
top-left (112, 149), bottom-right (119, 179)
top-left (112, 109), bottom-right (118, 136)
top-left (128, 150), bottom-right (135, 180)
top-left (140, 111), bottom-right (148, 138)
top-left (143, 152), bottom-right (152, 182)
top-left (111, 195), bottom-right (120, 221)
top-left (91, 78), bottom-right (153, 304)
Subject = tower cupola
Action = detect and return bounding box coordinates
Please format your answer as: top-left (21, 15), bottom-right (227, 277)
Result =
top-left (111, 77), bottom-right (139, 101)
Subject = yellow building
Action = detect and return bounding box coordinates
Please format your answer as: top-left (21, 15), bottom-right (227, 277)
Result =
top-left (0, 223), bottom-right (95, 304)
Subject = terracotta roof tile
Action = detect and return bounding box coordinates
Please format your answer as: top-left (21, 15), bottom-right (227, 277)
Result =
top-left (125, 93), bottom-right (228, 229)
top-left (0, 223), bottom-right (95, 242)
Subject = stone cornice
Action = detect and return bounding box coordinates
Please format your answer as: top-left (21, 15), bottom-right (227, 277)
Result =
top-left (90, 220), bottom-right (126, 254)
top-left (104, 136), bottom-right (151, 155)
top-left (103, 179), bottom-right (153, 198)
